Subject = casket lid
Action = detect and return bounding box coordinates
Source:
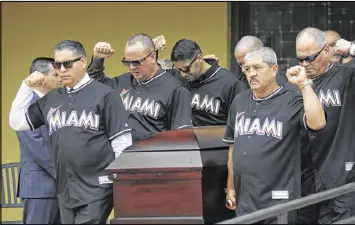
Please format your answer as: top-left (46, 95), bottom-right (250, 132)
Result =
top-left (124, 126), bottom-right (229, 152)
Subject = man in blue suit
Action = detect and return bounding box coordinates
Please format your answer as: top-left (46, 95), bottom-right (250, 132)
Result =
top-left (15, 57), bottom-right (61, 224)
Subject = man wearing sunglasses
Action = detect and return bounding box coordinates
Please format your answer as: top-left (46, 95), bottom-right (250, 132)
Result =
top-left (170, 39), bottom-right (246, 127)
top-left (88, 33), bottom-right (193, 143)
top-left (9, 40), bottom-right (132, 224)
top-left (285, 27), bottom-right (355, 224)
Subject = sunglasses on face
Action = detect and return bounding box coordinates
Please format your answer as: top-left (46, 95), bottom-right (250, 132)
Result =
top-left (296, 44), bottom-right (326, 63)
top-left (121, 51), bottom-right (154, 67)
top-left (175, 54), bottom-right (199, 73)
top-left (52, 57), bottom-right (82, 69)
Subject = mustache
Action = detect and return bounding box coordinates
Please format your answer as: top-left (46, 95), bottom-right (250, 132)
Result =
top-left (249, 77), bottom-right (259, 83)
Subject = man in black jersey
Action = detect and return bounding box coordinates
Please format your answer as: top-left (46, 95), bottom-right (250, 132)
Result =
top-left (235, 35), bottom-right (318, 224)
top-left (9, 40), bottom-right (132, 224)
top-left (223, 46), bottom-right (326, 224)
top-left (285, 27), bottom-right (355, 224)
top-left (170, 39), bottom-right (247, 126)
top-left (87, 33), bottom-right (193, 143)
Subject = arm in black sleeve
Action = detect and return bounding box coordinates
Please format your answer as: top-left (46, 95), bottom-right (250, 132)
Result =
top-left (223, 97), bottom-right (238, 144)
top-left (102, 90), bottom-right (132, 140)
top-left (26, 97), bottom-right (46, 131)
top-left (87, 56), bottom-right (119, 89)
top-left (225, 81), bottom-right (247, 113)
top-left (168, 86), bottom-right (193, 130)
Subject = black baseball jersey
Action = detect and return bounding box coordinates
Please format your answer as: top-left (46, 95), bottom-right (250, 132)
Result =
top-left (285, 61), bottom-right (355, 192)
top-left (88, 58), bottom-right (193, 143)
top-left (168, 60), bottom-right (247, 126)
top-left (223, 87), bottom-right (309, 216)
top-left (25, 77), bottom-right (131, 208)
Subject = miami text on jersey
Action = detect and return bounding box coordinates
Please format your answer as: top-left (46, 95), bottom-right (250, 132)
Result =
top-left (122, 93), bottom-right (161, 119)
top-left (191, 93), bottom-right (221, 115)
top-left (318, 89), bottom-right (341, 107)
top-left (47, 107), bottom-right (100, 135)
top-left (234, 112), bottom-right (283, 140)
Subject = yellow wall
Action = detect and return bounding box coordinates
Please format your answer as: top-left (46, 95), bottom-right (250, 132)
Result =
top-left (1, 2), bottom-right (228, 221)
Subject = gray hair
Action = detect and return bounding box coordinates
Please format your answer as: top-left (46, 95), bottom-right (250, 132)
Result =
top-left (244, 47), bottom-right (278, 66)
top-left (235, 35), bottom-right (264, 53)
top-left (29, 57), bottom-right (54, 75)
top-left (54, 40), bottom-right (86, 57)
top-left (127, 33), bottom-right (155, 52)
top-left (296, 27), bottom-right (327, 48)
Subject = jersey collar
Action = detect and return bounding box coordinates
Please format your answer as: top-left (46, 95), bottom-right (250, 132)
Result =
top-left (190, 59), bottom-right (221, 88)
top-left (252, 86), bottom-right (284, 101)
top-left (66, 73), bottom-right (93, 93)
top-left (132, 67), bottom-right (166, 86)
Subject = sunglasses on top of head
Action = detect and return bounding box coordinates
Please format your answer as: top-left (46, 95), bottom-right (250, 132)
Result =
top-left (121, 51), bottom-right (155, 67)
top-left (52, 57), bottom-right (83, 69)
top-left (174, 53), bottom-right (199, 73)
top-left (296, 44), bottom-right (326, 63)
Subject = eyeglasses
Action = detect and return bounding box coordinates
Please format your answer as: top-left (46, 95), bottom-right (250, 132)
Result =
top-left (296, 45), bottom-right (326, 63)
top-left (121, 51), bottom-right (154, 67)
top-left (52, 57), bottom-right (82, 69)
top-left (174, 54), bottom-right (199, 73)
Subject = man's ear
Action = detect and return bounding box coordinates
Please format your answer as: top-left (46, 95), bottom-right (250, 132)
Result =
top-left (81, 57), bottom-right (87, 68)
top-left (272, 64), bottom-right (279, 77)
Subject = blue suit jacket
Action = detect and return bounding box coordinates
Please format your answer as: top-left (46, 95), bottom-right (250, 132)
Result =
top-left (16, 92), bottom-right (57, 198)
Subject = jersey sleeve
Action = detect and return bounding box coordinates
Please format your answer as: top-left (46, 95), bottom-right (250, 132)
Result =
top-left (167, 86), bottom-right (193, 130)
top-left (223, 97), bottom-right (238, 144)
top-left (25, 96), bottom-right (47, 131)
top-left (87, 56), bottom-right (121, 89)
top-left (343, 58), bottom-right (355, 89)
top-left (225, 81), bottom-right (247, 113)
top-left (290, 94), bottom-right (327, 134)
top-left (289, 94), bottom-right (308, 130)
top-left (102, 90), bottom-right (132, 140)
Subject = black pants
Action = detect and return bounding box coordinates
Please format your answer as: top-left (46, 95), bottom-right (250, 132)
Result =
top-left (23, 198), bottom-right (61, 224)
top-left (297, 168), bottom-right (319, 224)
top-left (59, 193), bottom-right (113, 224)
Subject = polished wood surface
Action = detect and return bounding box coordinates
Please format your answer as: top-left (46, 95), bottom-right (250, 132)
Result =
top-left (107, 126), bottom-right (234, 224)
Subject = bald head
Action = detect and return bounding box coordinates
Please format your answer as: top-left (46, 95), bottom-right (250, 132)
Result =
top-left (324, 30), bottom-right (341, 42)
top-left (296, 27), bottom-right (330, 77)
top-left (234, 36), bottom-right (264, 54)
top-left (296, 27), bottom-right (327, 48)
top-left (126, 33), bottom-right (155, 53)
top-left (234, 36), bottom-right (264, 70)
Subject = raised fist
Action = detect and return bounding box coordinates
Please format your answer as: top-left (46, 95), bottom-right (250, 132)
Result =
top-left (286, 66), bottom-right (308, 87)
top-left (93, 42), bottom-right (115, 58)
top-left (334, 38), bottom-right (352, 56)
top-left (153, 35), bottom-right (166, 51)
top-left (24, 71), bottom-right (45, 87)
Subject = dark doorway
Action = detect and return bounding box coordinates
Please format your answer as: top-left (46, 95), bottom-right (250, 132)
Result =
top-left (229, 2), bottom-right (355, 75)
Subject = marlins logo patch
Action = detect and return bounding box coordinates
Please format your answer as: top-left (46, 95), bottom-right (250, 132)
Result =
top-left (120, 88), bottom-right (131, 100)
